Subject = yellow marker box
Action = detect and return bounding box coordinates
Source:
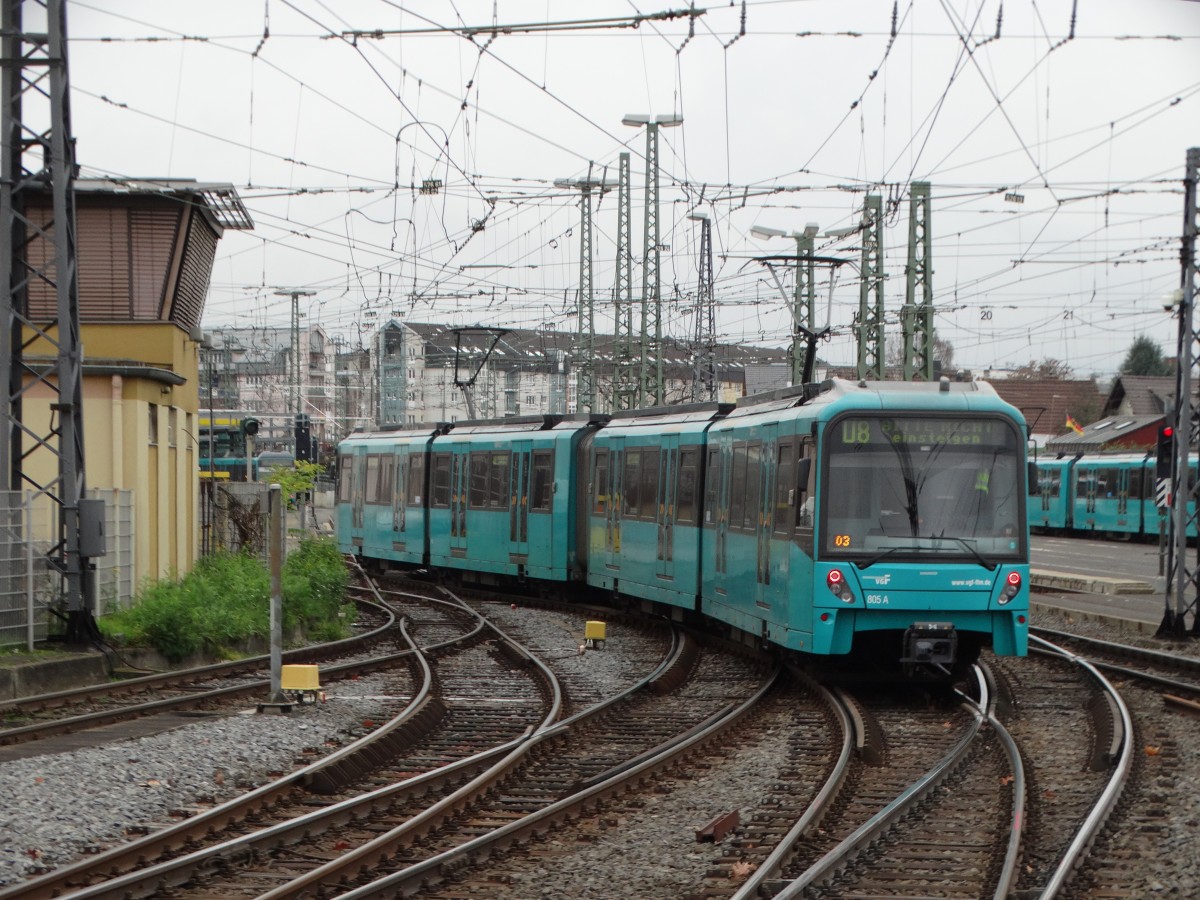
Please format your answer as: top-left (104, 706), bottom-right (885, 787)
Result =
top-left (281, 664), bottom-right (321, 691)
top-left (584, 621), bottom-right (607, 642)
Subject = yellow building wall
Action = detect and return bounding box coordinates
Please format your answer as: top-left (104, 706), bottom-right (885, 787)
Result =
top-left (19, 322), bottom-right (203, 589)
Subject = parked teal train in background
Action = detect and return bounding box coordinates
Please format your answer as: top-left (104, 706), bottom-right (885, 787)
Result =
top-left (1028, 452), bottom-right (1194, 538)
top-left (338, 378), bottom-right (1031, 677)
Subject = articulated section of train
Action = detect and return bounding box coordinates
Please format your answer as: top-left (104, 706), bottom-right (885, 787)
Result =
top-left (337, 377), bottom-right (1031, 677)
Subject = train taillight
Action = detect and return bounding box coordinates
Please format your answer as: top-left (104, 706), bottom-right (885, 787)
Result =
top-left (826, 569), bottom-right (854, 603)
top-left (1000, 570), bottom-right (1022, 604)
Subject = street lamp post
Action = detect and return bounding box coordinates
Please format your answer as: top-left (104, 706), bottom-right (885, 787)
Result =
top-left (274, 289), bottom-right (316, 422)
top-left (750, 223), bottom-right (819, 384)
top-left (623, 112), bottom-right (682, 407)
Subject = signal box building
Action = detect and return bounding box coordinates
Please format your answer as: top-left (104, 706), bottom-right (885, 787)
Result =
top-left (18, 179), bottom-right (251, 600)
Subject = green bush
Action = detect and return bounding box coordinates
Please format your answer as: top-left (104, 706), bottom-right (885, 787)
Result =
top-left (100, 538), bottom-right (349, 663)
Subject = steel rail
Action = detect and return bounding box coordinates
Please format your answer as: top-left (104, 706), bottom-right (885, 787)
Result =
top-left (0, 611), bottom-right (431, 900)
top-left (324, 662), bottom-right (781, 900)
top-left (1029, 633), bottom-right (1136, 899)
top-left (1031, 625), bottom-right (1200, 675)
top-left (975, 662), bottom-right (1028, 899)
top-left (8, 594), bottom-right (678, 899)
top-left (729, 671), bottom-right (856, 900)
top-left (772, 673), bottom-right (991, 899)
top-left (0, 597), bottom-right (395, 723)
top-left (0, 600), bottom-right (406, 749)
top-left (252, 623), bottom-right (687, 899)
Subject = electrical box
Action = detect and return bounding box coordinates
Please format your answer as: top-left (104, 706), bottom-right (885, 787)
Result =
top-left (281, 664), bottom-right (321, 691)
top-left (78, 498), bottom-right (106, 559)
top-left (584, 621), bottom-right (606, 649)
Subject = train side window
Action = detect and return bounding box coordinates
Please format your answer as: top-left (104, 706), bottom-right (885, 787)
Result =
top-left (431, 454), bottom-right (451, 507)
top-left (773, 442), bottom-right (795, 534)
top-left (704, 447), bottom-right (721, 525)
top-left (365, 454), bottom-right (382, 504)
top-left (729, 444), bottom-right (747, 531)
top-left (469, 452), bottom-right (489, 508)
top-left (1098, 467), bottom-right (1118, 498)
top-left (794, 439), bottom-right (816, 552)
top-left (377, 453), bottom-right (395, 504)
top-left (407, 454), bottom-right (425, 506)
top-left (641, 448), bottom-right (660, 520)
top-left (489, 452), bottom-right (511, 508)
top-left (677, 448), bottom-right (699, 524)
top-left (624, 450), bottom-right (642, 518)
top-left (531, 450), bottom-right (553, 511)
top-left (337, 455), bottom-right (354, 503)
top-left (744, 443), bottom-right (762, 530)
top-left (1075, 469), bottom-right (1087, 497)
top-left (593, 449), bottom-right (610, 514)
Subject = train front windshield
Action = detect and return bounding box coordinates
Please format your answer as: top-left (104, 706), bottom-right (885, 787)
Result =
top-left (820, 414), bottom-right (1025, 564)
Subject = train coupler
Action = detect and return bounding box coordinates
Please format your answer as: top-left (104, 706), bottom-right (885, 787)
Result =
top-left (899, 622), bottom-right (958, 665)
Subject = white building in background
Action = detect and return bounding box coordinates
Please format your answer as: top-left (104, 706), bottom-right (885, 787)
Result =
top-left (201, 320), bottom-right (792, 457)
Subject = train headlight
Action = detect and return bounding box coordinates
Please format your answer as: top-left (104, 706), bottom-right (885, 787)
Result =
top-left (826, 569), bottom-right (855, 603)
top-left (999, 571), bottom-right (1022, 605)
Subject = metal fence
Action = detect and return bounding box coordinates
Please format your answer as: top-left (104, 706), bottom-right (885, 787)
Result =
top-left (0, 489), bottom-right (135, 650)
top-left (201, 481), bottom-right (271, 562)
top-left (90, 489), bottom-right (135, 614)
top-left (0, 492), bottom-right (57, 650)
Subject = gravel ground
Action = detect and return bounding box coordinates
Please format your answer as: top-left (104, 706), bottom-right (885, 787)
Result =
top-left (0, 601), bottom-right (646, 889)
top-left (3, 599), bottom-right (1200, 895)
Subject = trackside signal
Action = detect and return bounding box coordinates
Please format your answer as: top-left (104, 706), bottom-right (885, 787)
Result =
top-left (1156, 424), bottom-right (1174, 478)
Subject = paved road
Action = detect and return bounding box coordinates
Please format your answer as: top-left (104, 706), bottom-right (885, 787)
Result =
top-left (1030, 534), bottom-right (1177, 628)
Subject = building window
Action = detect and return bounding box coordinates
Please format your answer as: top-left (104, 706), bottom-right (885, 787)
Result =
top-left (148, 406), bottom-right (158, 445)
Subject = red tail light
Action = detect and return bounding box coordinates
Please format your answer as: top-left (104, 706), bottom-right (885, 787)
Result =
top-left (1000, 570), bottom-right (1023, 604)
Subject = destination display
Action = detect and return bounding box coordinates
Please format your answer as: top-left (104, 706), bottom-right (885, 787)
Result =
top-left (837, 417), bottom-right (1012, 447)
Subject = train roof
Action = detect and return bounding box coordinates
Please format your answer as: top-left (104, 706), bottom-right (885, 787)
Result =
top-left (447, 412), bottom-right (607, 435)
top-left (722, 377), bottom-right (1021, 422)
top-left (605, 400), bottom-right (733, 427)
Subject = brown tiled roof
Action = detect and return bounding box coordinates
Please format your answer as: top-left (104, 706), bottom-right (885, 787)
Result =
top-left (984, 379), bottom-right (1104, 435)
top-left (1102, 375), bottom-right (1175, 417)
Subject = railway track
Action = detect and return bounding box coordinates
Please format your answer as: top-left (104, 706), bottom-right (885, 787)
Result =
top-left (0, 601), bottom-right (396, 755)
top-left (0, 577), bottom-right (691, 899)
top-left (992, 636), bottom-right (1135, 897)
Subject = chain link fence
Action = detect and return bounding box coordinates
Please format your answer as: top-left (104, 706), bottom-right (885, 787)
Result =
top-left (0, 489), bottom-right (136, 650)
top-left (201, 481), bottom-right (271, 562)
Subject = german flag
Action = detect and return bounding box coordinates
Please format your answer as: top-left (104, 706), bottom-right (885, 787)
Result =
top-left (1065, 415), bottom-right (1084, 436)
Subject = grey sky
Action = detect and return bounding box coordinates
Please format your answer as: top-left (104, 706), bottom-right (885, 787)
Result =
top-left (65, 0), bottom-right (1199, 378)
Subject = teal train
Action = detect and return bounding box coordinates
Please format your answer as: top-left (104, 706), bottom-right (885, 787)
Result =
top-left (337, 377), bottom-right (1031, 678)
top-left (1029, 453), bottom-right (1193, 539)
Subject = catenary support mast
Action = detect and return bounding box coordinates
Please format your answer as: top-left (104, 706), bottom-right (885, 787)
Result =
top-left (1162, 147), bottom-right (1200, 637)
top-left (0, 0), bottom-right (97, 641)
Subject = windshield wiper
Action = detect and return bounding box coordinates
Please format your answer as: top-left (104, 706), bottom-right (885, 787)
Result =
top-left (856, 537), bottom-right (997, 571)
top-left (924, 535), bottom-right (996, 571)
top-left (857, 545), bottom-right (921, 569)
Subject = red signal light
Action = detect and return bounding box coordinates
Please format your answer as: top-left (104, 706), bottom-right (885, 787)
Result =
top-left (1163, 426), bottom-right (1174, 438)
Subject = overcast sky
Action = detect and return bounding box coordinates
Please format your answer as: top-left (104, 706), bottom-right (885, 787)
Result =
top-left (62, 0), bottom-right (1199, 379)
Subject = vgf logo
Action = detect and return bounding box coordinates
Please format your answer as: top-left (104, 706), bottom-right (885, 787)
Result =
top-left (863, 573), bottom-right (891, 586)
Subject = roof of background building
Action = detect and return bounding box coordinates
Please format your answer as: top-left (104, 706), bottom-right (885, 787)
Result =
top-left (1103, 375), bottom-right (1175, 417)
top-left (984, 379), bottom-right (1104, 435)
top-left (1043, 413), bottom-right (1162, 454)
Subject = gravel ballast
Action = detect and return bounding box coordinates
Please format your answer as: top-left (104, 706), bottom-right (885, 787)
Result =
top-left (3, 600), bottom-right (1200, 895)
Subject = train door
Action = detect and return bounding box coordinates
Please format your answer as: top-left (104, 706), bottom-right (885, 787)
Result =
top-left (605, 442), bottom-right (623, 567)
top-left (756, 428), bottom-right (776, 604)
top-left (351, 452), bottom-right (365, 530)
top-left (392, 450), bottom-right (407, 537)
top-left (711, 442), bottom-right (730, 595)
top-left (656, 441), bottom-right (677, 580)
top-left (510, 441), bottom-right (531, 561)
top-left (1078, 466), bottom-right (1096, 526)
top-left (450, 449), bottom-right (469, 557)
top-left (1116, 466), bottom-right (1130, 520)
